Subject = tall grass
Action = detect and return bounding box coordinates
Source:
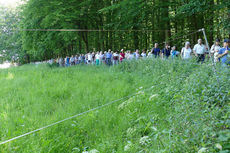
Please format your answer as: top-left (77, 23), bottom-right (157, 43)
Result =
top-left (0, 58), bottom-right (229, 152)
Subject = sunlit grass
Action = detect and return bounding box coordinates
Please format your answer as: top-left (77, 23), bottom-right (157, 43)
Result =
top-left (0, 58), bottom-right (229, 152)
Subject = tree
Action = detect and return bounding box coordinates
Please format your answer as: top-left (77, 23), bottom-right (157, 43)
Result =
top-left (0, 0), bottom-right (229, 63)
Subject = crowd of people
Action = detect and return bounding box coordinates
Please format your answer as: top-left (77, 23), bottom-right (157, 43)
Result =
top-left (47, 38), bottom-right (230, 67)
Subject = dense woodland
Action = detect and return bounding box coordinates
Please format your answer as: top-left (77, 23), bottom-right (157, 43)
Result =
top-left (0, 0), bottom-right (229, 63)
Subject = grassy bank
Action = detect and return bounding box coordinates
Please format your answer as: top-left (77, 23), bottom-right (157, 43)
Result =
top-left (0, 59), bottom-right (229, 152)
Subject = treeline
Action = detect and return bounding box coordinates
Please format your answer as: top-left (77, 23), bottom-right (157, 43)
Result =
top-left (0, 0), bottom-right (230, 63)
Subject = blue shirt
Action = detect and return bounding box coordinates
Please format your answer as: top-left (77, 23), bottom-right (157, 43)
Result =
top-left (106, 53), bottom-right (112, 59)
top-left (66, 57), bottom-right (70, 64)
top-left (162, 48), bottom-right (171, 57)
top-left (152, 48), bottom-right (160, 56)
top-left (171, 50), bottom-right (177, 58)
top-left (218, 47), bottom-right (230, 65)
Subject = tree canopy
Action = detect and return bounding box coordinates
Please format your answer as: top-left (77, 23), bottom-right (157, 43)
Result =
top-left (0, 0), bottom-right (229, 63)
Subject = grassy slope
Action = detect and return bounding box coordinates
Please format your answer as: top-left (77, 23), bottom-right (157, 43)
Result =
top-left (0, 59), bottom-right (229, 153)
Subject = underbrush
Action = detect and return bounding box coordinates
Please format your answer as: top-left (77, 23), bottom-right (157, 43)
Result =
top-left (0, 59), bottom-right (229, 152)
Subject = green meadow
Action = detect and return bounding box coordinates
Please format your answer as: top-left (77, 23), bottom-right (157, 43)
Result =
top-left (0, 59), bottom-right (229, 153)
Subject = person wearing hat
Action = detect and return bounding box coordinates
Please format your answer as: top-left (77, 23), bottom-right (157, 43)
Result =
top-left (218, 39), bottom-right (230, 66)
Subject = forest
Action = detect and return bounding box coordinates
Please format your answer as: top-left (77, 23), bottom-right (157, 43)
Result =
top-left (0, 1), bottom-right (230, 152)
top-left (0, 0), bottom-right (230, 62)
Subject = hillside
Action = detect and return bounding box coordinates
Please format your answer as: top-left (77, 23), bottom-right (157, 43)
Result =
top-left (0, 59), bottom-right (229, 152)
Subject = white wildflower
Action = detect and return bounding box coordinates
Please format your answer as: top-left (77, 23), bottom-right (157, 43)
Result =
top-left (82, 151), bottom-right (88, 153)
top-left (118, 101), bottom-right (126, 110)
top-left (89, 149), bottom-right (99, 153)
top-left (135, 116), bottom-right (145, 122)
top-left (124, 145), bottom-right (130, 151)
top-left (71, 124), bottom-right (76, 127)
top-left (124, 141), bottom-right (132, 151)
top-left (215, 143), bottom-right (222, 150)
top-left (198, 147), bottom-right (207, 153)
top-left (138, 150), bottom-right (145, 153)
top-left (139, 86), bottom-right (143, 89)
top-left (137, 91), bottom-right (144, 95)
top-left (126, 127), bottom-right (136, 136)
top-left (151, 126), bottom-right (157, 131)
top-left (72, 147), bottom-right (80, 152)
top-left (118, 97), bottom-right (134, 111)
top-left (139, 136), bottom-right (151, 146)
top-left (149, 94), bottom-right (159, 101)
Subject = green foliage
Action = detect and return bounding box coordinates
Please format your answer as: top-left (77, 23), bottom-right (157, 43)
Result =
top-left (0, 59), bottom-right (229, 152)
top-left (0, 7), bottom-right (23, 63)
top-left (0, 0), bottom-right (229, 62)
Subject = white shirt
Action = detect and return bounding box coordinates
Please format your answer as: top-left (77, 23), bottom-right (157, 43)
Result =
top-left (99, 54), bottom-right (104, 60)
top-left (135, 53), bottom-right (140, 59)
top-left (113, 53), bottom-right (119, 57)
top-left (126, 53), bottom-right (130, 59)
top-left (181, 47), bottom-right (192, 59)
top-left (70, 57), bottom-right (75, 62)
top-left (58, 58), bottom-right (63, 63)
top-left (141, 53), bottom-right (147, 57)
top-left (210, 44), bottom-right (221, 54)
top-left (95, 54), bottom-right (100, 60)
top-left (193, 44), bottom-right (206, 54)
top-left (214, 52), bottom-right (219, 63)
top-left (129, 54), bottom-right (134, 60)
top-left (88, 54), bottom-right (92, 61)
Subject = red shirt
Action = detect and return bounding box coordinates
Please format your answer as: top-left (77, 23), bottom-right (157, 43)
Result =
top-left (120, 53), bottom-right (125, 61)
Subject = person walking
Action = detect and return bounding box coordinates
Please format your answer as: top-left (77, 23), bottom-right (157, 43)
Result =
top-left (58, 56), bottom-right (63, 67)
top-left (120, 49), bottom-right (125, 62)
top-left (113, 51), bottom-right (119, 65)
top-left (103, 51), bottom-right (107, 65)
top-left (128, 51), bottom-right (134, 60)
top-left (65, 56), bottom-right (70, 67)
top-left (88, 52), bottom-right (92, 64)
top-left (152, 43), bottom-right (161, 58)
top-left (162, 43), bottom-right (171, 59)
top-left (135, 49), bottom-right (140, 60)
top-left (211, 39), bottom-right (221, 56)
top-left (70, 55), bottom-right (75, 66)
top-left (171, 46), bottom-right (178, 59)
top-left (218, 39), bottom-right (230, 67)
top-left (193, 39), bottom-right (207, 63)
top-left (141, 50), bottom-right (147, 58)
top-left (92, 52), bottom-right (96, 65)
top-left (181, 42), bottom-right (192, 60)
top-left (95, 52), bottom-right (100, 66)
top-left (85, 53), bottom-right (88, 64)
top-left (106, 50), bottom-right (112, 66)
top-left (99, 51), bottom-right (104, 65)
top-left (211, 39), bottom-right (221, 63)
